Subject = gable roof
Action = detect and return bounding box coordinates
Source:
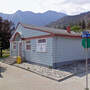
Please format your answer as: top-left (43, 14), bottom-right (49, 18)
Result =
top-left (10, 23), bottom-right (81, 41)
top-left (20, 23), bottom-right (81, 36)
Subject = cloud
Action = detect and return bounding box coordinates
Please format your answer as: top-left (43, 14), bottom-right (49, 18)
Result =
top-left (0, 0), bottom-right (90, 15)
top-left (63, 0), bottom-right (90, 4)
top-left (33, 0), bottom-right (87, 15)
top-left (51, 0), bottom-right (90, 15)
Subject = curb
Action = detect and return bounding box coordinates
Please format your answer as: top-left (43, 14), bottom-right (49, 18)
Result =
top-left (0, 61), bottom-right (84, 82)
top-left (13, 65), bottom-right (59, 81)
top-left (13, 64), bottom-right (76, 82)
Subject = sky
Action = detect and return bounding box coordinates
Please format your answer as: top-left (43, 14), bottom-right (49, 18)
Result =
top-left (0, 0), bottom-right (90, 15)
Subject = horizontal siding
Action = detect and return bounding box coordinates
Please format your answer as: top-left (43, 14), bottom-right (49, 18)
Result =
top-left (23, 38), bottom-right (53, 66)
top-left (53, 37), bottom-right (90, 64)
top-left (15, 24), bottom-right (49, 38)
top-left (10, 24), bottom-right (53, 66)
top-left (10, 42), bottom-right (18, 56)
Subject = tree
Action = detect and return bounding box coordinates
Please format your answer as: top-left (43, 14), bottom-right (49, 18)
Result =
top-left (81, 20), bottom-right (86, 29)
top-left (87, 21), bottom-right (90, 29)
top-left (71, 25), bottom-right (81, 32)
top-left (1, 20), bottom-right (11, 49)
top-left (0, 17), bottom-right (3, 57)
top-left (0, 17), bottom-right (14, 57)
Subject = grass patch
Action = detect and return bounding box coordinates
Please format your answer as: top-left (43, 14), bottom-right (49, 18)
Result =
top-left (0, 49), bottom-right (10, 59)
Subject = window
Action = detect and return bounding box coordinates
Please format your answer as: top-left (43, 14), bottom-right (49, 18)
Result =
top-left (13, 42), bottom-right (16, 49)
top-left (38, 39), bottom-right (46, 43)
top-left (36, 38), bottom-right (47, 52)
top-left (26, 41), bottom-right (31, 50)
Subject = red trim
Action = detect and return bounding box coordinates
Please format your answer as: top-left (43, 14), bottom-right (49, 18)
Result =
top-left (10, 23), bottom-right (81, 42)
top-left (21, 24), bottom-right (54, 34)
top-left (10, 22), bottom-right (21, 42)
top-left (13, 42), bottom-right (16, 49)
top-left (10, 33), bottom-right (81, 42)
top-left (22, 35), bottom-right (54, 40)
top-left (10, 32), bottom-right (21, 42)
top-left (19, 23), bottom-right (81, 38)
top-left (21, 34), bottom-right (81, 41)
top-left (26, 41), bottom-right (31, 50)
top-left (54, 34), bottom-right (81, 38)
top-left (10, 23), bottom-right (54, 42)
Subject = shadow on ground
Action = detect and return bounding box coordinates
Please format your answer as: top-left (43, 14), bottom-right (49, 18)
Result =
top-left (0, 66), bottom-right (7, 78)
top-left (0, 56), bottom-right (89, 81)
top-left (57, 60), bottom-right (90, 78)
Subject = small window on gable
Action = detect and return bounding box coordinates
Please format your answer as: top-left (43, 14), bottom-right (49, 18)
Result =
top-left (36, 38), bottom-right (47, 52)
top-left (26, 41), bottom-right (31, 50)
top-left (13, 42), bottom-right (16, 49)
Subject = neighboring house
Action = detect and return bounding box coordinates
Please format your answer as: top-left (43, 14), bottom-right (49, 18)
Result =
top-left (10, 23), bottom-right (90, 68)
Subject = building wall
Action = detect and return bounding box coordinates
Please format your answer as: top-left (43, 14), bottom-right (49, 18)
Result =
top-left (10, 24), bottom-right (51, 57)
top-left (52, 36), bottom-right (90, 68)
top-left (11, 24), bottom-right (89, 68)
top-left (10, 24), bottom-right (53, 66)
top-left (23, 38), bottom-right (53, 67)
top-left (10, 41), bottom-right (18, 57)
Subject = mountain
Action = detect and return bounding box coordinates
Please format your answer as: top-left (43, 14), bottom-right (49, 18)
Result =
top-left (0, 10), bottom-right (66, 26)
top-left (46, 11), bottom-right (90, 29)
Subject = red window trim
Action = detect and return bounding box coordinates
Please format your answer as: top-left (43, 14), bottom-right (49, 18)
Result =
top-left (26, 40), bottom-right (31, 50)
top-left (13, 42), bottom-right (16, 49)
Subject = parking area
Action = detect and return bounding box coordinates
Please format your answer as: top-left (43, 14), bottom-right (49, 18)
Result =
top-left (0, 62), bottom-right (90, 90)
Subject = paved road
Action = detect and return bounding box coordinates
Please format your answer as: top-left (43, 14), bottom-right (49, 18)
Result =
top-left (0, 62), bottom-right (90, 90)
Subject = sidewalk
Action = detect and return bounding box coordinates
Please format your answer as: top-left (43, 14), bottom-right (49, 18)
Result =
top-left (14, 62), bottom-right (74, 81)
top-left (14, 61), bottom-right (90, 81)
top-left (0, 62), bottom-right (90, 90)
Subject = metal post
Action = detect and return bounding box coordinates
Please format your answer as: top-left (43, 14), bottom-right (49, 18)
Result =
top-left (85, 37), bottom-right (89, 90)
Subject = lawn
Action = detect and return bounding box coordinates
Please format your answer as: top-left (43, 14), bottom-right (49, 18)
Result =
top-left (0, 49), bottom-right (10, 58)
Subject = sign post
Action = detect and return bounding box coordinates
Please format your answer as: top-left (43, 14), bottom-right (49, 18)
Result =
top-left (82, 31), bottom-right (89, 90)
top-left (85, 36), bottom-right (89, 90)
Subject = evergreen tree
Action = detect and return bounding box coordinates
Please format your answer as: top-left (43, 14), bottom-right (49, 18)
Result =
top-left (81, 20), bottom-right (86, 29)
top-left (0, 17), bottom-right (14, 57)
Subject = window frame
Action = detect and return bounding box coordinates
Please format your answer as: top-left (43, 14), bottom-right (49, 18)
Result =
top-left (36, 38), bottom-right (47, 52)
top-left (13, 41), bottom-right (17, 50)
top-left (25, 40), bottom-right (31, 51)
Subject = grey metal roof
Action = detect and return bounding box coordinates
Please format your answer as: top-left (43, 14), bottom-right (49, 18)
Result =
top-left (20, 23), bottom-right (81, 36)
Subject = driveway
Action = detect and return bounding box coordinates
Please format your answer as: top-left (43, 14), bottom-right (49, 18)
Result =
top-left (0, 62), bottom-right (90, 90)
